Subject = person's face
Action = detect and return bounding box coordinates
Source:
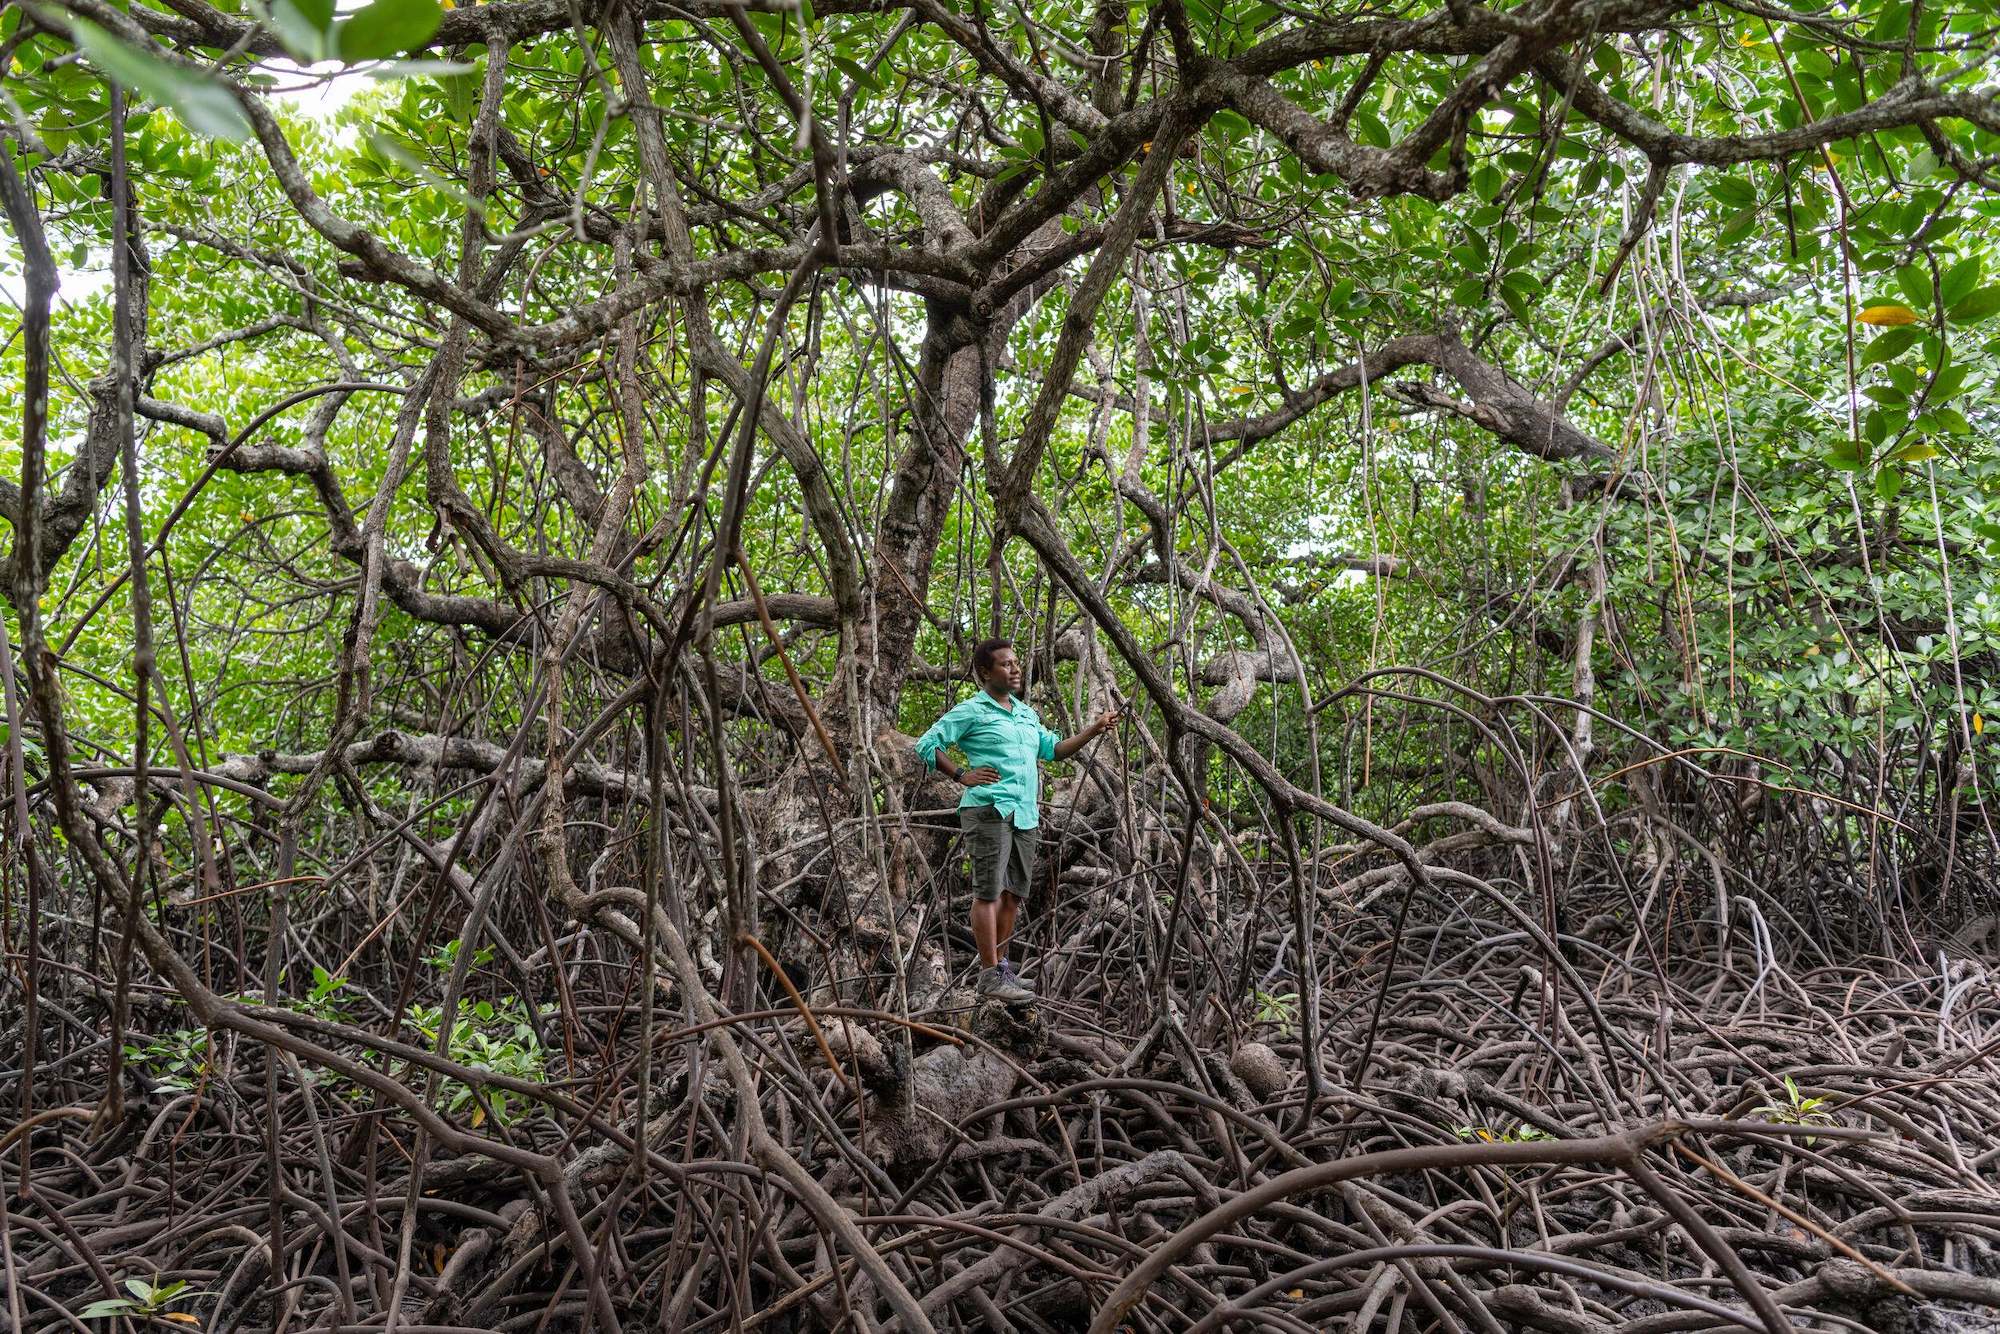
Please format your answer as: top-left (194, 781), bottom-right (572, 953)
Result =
top-left (983, 646), bottom-right (1021, 694)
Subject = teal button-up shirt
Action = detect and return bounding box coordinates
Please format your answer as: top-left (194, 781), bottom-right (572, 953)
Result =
top-left (915, 691), bottom-right (1061, 829)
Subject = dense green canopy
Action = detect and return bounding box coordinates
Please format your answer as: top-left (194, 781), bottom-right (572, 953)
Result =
top-left (5, 0), bottom-right (1997, 796)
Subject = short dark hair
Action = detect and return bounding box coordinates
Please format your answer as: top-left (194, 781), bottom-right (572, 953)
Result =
top-left (970, 637), bottom-right (1013, 677)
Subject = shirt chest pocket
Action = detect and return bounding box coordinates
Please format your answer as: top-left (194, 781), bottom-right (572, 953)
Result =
top-left (976, 713), bottom-right (1035, 758)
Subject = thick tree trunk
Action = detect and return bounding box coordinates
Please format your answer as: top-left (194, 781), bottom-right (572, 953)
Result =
top-left (832, 314), bottom-right (985, 736)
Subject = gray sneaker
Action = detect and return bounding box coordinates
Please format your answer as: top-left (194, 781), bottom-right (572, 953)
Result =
top-left (1000, 959), bottom-right (1037, 994)
top-left (977, 965), bottom-right (1034, 1004)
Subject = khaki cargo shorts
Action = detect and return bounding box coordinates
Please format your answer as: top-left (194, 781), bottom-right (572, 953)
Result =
top-left (960, 804), bottom-right (1039, 903)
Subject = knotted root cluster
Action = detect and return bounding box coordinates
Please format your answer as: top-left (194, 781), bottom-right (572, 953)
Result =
top-left (6, 850), bottom-right (2000, 1334)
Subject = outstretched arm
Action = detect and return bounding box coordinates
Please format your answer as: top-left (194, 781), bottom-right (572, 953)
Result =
top-left (1053, 709), bottom-right (1121, 761)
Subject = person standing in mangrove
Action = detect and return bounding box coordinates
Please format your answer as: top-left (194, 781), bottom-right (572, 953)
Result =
top-left (916, 637), bottom-right (1121, 1003)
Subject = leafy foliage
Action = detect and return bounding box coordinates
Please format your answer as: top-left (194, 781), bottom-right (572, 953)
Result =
top-left (79, 1276), bottom-right (204, 1324)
